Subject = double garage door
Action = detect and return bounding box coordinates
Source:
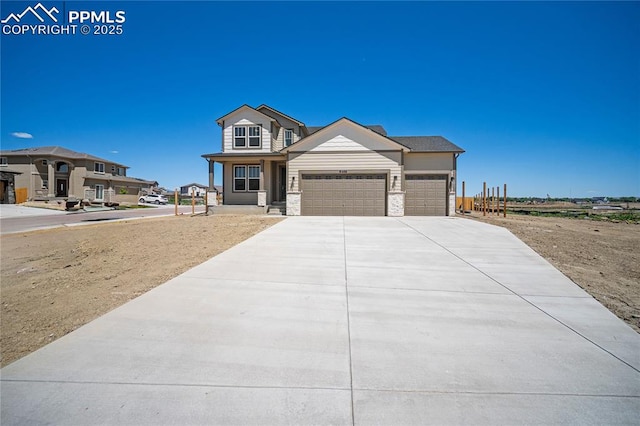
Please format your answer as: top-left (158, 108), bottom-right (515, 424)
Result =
top-left (301, 174), bottom-right (386, 216)
top-left (301, 173), bottom-right (448, 216)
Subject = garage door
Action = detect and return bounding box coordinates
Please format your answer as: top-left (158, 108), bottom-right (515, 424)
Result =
top-left (405, 175), bottom-right (447, 216)
top-left (301, 174), bottom-right (386, 216)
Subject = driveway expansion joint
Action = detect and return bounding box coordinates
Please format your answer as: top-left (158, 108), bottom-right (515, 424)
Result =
top-left (396, 218), bottom-right (640, 375)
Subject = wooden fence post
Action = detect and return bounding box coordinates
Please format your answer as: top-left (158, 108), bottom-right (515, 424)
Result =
top-left (496, 186), bottom-right (500, 216)
top-left (483, 182), bottom-right (487, 216)
top-left (174, 189), bottom-right (178, 216)
top-left (504, 183), bottom-right (507, 218)
top-left (461, 181), bottom-right (465, 215)
top-left (191, 191), bottom-right (195, 215)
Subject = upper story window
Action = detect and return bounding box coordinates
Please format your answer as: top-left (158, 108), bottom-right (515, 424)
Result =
top-left (94, 162), bottom-right (105, 174)
top-left (42, 160), bottom-right (48, 166)
top-left (0, 157), bottom-right (7, 166)
top-left (56, 162), bottom-right (68, 173)
top-left (284, 129), bottom-right (293, 147)
top-left (117, 167), bottom-right (125, 176)
top-left (233, 125), bottom-right (261, 148)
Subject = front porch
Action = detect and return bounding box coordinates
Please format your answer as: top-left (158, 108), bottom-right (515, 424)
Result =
top-left (204, 152), bottom-right (287, 213)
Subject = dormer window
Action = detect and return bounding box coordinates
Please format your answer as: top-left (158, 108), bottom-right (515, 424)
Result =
top-left (234, 125), bottom-right (262, 148)
top-left (284, 129), bottom-right (293, 147)
top-left (94, 162), bottom-right (105, 174)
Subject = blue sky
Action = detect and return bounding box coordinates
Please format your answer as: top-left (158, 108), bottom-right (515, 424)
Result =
top-left (1, 1), bottom-right (638, 197)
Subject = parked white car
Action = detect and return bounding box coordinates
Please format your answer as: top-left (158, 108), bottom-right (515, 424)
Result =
top-left (139, 194), bottom-right (168, 205)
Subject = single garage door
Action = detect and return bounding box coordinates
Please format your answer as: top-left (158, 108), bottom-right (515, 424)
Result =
top-left (301, 174), bottom-right (386, 216)
top-left (405, 174), bottom-right (447, 216)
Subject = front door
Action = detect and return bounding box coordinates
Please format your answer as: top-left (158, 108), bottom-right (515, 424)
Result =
top-left (56, 179), bottom-right (68, 197)
top-left (279, 166), bottom-right (287, 201)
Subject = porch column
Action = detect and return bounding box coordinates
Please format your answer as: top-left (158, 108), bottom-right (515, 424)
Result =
top-left (257, 159), bottom-right (266, 207)
top-left (208, 160), bottom-right (214, 189)
top-left (68, 164), bottom-right (74, 198)
top-left (259, 159), bottom-right (265, 190)
top-left (47, 161), bottom-right (55, 198)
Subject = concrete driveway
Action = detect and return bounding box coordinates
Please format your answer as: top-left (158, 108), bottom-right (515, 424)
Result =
top-left (2, 217), bottom-right (638, 425)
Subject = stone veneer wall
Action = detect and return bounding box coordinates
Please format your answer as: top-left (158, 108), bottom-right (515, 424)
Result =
top-left (257, 190), bottom-right (267, 207)
top-left (286, 192), bottom-right (301, 215)
top-left (387, 191), bottom-right (405, 217)
top-left (449, 193), bottom-right (456, 216)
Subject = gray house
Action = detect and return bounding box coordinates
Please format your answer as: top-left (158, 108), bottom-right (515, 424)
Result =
top-left (202, 104), bottom-right (464, 216)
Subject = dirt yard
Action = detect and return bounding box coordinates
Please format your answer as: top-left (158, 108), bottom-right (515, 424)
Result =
top-left (0, 215), bottom-right (283, 367)
top-left (465, 212), bottom-right (639, 333)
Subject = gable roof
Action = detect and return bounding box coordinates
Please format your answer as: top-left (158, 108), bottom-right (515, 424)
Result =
top-left (307, 124), bottom-right (387, 136)
top-left (0, 146), bottom-right (128, 166)
top-left (256, 104), bottom-right (305, 126)
top-left (215, 104), bottom-right (277, 126)
top-left (390, 136), bottom-right (465, 153)
top-left (180, 182), bottom-right (208, 188)
top-left (281, 117), bottom-right (409, 153)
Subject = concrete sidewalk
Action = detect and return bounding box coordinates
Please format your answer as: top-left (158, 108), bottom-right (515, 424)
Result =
top-left (2, 217), bottom-right (638, 425)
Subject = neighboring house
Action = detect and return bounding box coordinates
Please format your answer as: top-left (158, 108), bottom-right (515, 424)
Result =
top-left (180, 183), bottom-right (208, 197)
top-left (0, 168), bottom-right (22, 204)
top-left (202, 104), bottom-right (464, 216)
top-left (0, 146), bottom-right (157, 204)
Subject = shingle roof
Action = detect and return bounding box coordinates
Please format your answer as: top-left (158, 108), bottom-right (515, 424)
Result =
top-left (389, 136), bottom-right (464, 153)
top-left (306, 124), bottom-right (387, 136)
top-left (0, 146), bottom-right (128, 166)
top-left (180, 182), bottom-right (208, 188)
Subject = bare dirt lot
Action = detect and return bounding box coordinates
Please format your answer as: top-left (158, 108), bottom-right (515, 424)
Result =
top-left (466, 212), bottom-right (639, 333)
top-left (1, 215), bottom-right (283, 367)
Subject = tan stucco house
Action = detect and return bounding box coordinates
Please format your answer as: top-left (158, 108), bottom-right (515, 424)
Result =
top-left (202, 104), bottom-right (464, 216)
top-left (0, 146), bottom-right (157, 204)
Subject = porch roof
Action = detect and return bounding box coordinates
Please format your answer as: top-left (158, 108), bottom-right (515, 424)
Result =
top-left (202, 152), bottom-right (285, 161)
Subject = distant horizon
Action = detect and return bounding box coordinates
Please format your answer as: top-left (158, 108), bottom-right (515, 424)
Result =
top-left (2, 1), bottom-right (638, 197)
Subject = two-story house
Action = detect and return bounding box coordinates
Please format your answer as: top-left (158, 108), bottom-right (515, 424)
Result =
top-left (0, 146), bottom-right (157, 204)
top-left (202, 104), bottom-right (464, 216)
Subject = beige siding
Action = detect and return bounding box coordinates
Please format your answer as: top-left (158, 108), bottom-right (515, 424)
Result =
top-left (257, 108), bottom-right (303, 152)
top-left (222, 109), bottom-right (273, 154)
top-left (404, 153), bottom-right (454, 172)
top-left (288, 151), bottom-right (402, 192)
top-left (221, 161), bottom-right (275, 205)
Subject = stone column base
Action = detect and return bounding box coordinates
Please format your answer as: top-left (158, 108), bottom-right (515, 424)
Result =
top-left (448, 193), bottom-right (456, 216)
top-left (387, 191), bottom-right (405, 217)
top-left (286, 192), bottom-right (301, 216)
top-left (257, 190), bottom-right (267, 207)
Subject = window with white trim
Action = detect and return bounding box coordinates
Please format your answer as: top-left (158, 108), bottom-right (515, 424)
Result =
top-left (233, 125), bottom-right (261, 148)
top-left (248, 165), bottom-right (260, 190)
top-left (233, 165), bottom-right (261, 192)
top-left (248, 126), bottom-right (261, 147)
top-left (234, 127), bottom-right (246, 148)
top-left (94, 162), bottom-right (105, 173)
top-left (284, 129), bottom-right (293, 147)
top-left (117, 167), bottom-right (125, 176)
top-left (0, 157), bottom-right (7, 166)
top-left (234, 165), bottom-right (246, 191)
